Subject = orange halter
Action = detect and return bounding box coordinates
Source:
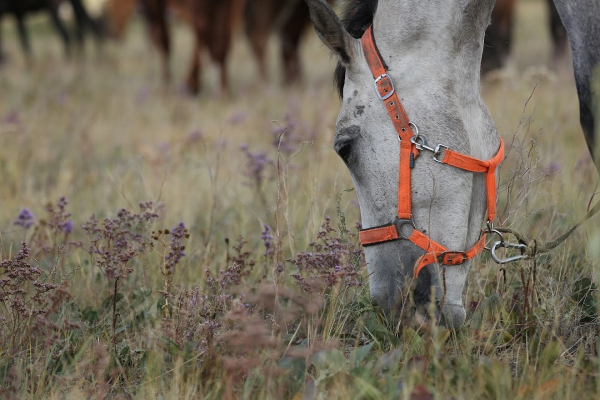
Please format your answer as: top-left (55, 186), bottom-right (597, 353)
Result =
top-left (357, 26), bottom-right (505, 278)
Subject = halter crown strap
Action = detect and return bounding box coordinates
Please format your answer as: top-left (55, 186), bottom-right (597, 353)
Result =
top-left (358, 25), bottom-right (505, 278)
top-left (362, 25), bottom-right (415, 220)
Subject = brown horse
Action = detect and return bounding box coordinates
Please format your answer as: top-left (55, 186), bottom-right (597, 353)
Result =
top-left (481, 0), bottom-right (567, 74)
top-left (106, 0), bottom-right (242, 94)
top-left (0, 0), bottom-right (103, 62)
top-left (244, 0), bottom-right (335, 84)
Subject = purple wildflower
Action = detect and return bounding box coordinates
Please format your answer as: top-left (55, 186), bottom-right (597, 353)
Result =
top-left (270, 101), bottom-right (311, 155)
top-left (229, 111), bottom-right (247, 125)
top-left (13, 208), bottom-right (35, 229)
top-left (82, 202), bottom-right (159, 281)
top-left (544, 161), bottom-right (562, 176)
top-left (59, 220), bottom-right (74, 234)
top-left (240, 144), bottom-right (273, 188)
top-left (57, 196), bottom-right (68, 210)
top-left (288, 217), bottom-right (366, 292)
top-left (261, 223), bottom-right (274, 256)
top-left (186, 130), bottom-right (203, 144)
top-left (166, 222), bottom-right (188, 270)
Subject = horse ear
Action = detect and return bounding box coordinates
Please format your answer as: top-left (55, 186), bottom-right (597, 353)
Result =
top-left (305, 0), bottom-right (354, 66)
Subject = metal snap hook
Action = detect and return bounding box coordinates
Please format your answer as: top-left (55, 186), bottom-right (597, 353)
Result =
top-left (490, 241), bottom-right (528, 264)
top-left (410, 134), bottom-right (436, 153)
top-left (410, 134), bottom-right (426, 148)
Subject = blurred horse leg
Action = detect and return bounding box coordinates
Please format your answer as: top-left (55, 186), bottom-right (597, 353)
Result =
top-left (107, 0), bottom-right (137, 39)
top-left (553, 0), bottom-right (600, 164)
top-left (244, 0), bottom-right (279, 81)
top-left (68, 0), bottom-right (104, 50)
top-left (141, 0), bottom-right (170, 84)
top-left (279, 0), bottom-right (310, 85)
top-left (481, 0), bottom-right (517, 75)
top-left (47, 3), bottom-right (71, 58)
top-left (186, 0), bottom-right (208, 94)
top-left (14, 13), bottom-right (33, 60)
top-left (186, 39), bottom-right (202, 94)
top-left (0, 16), bottom-right (5, 64)
top-left (207, 0), bottom-right (235, 95)
top-left (546, 0), bottom-right (567, 63)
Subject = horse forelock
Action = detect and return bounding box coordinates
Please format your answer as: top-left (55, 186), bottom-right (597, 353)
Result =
top-left (334, 0), bottom-right (379, 98)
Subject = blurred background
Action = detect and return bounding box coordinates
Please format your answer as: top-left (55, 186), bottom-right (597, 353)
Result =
top-left (1, 1), bottom-right (598, 398)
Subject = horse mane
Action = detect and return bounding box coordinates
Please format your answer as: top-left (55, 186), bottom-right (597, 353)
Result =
top-left (334, 0), bottom-right (379, 97)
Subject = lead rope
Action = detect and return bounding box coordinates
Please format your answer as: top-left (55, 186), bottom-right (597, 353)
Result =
top-left (485, 198), bottom-right (600, 264)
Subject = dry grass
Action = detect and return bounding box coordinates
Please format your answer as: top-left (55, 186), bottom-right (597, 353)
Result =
top-left (0, 0), bottom-right (599, 398)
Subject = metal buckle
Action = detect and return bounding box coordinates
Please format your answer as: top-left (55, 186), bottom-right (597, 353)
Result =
top-left (433, 144), bottom-right (449, 163)
top-left (440, 251), bottom-right (467, 265)
top-left (374, 74), bottom-right (395, 100)
top-left (395, 217), bottom-right (416, 240)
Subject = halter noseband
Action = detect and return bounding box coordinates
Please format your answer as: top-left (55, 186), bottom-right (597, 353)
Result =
top-left (358, 26), bottom-right (505, 278)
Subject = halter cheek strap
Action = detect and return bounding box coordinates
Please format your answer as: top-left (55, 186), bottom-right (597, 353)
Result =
top-left (358, 25), bottom-right (505, 278)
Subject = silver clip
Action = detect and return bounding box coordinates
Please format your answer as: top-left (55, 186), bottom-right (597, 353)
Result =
top-left (410, 135), bottom-right (436, 153)
top-left (490, 241), bottom-right (528, 264)
top-left (410, 133), bottom-right (450, 162)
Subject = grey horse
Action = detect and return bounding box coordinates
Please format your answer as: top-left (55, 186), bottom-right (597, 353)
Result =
top-left (303, 0), bottom-right (600, 329)
top-left (553, 0), bottom-right (600, 164)
top-left (304, 0), bottom-right (502, 328)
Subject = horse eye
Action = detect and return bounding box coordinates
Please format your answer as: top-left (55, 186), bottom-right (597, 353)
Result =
top-left (334, 138), bottom-right (353, 163)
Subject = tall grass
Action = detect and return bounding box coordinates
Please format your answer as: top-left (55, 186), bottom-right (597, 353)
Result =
top-left (0, 0), bottom-right (598, 398)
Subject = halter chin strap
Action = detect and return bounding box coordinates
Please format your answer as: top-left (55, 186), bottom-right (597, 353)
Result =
top-left (358, 25), bottom-right (505, 278)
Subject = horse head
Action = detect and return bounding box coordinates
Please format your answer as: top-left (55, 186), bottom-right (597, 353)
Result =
top-left (305, 0), bottom-right (502, 328)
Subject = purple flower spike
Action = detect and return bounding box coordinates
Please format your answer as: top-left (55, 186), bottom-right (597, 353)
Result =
top-left (261, 223), bottom-right (274, 256)
top-left (240, 145), bottom-right (274, 188)
top-left (14, 208), bottom-right (35, 229)
top-left (166, 222), bottom-right (189, 270)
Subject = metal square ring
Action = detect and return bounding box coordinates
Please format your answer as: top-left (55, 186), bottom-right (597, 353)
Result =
top-left (395, 218), bottom-right (416, 240)
top-left (433, 144), bottom-right (449, 163)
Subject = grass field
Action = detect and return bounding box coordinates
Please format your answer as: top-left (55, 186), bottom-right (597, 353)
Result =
top-left (0, 0), bottom-right (599, 398)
